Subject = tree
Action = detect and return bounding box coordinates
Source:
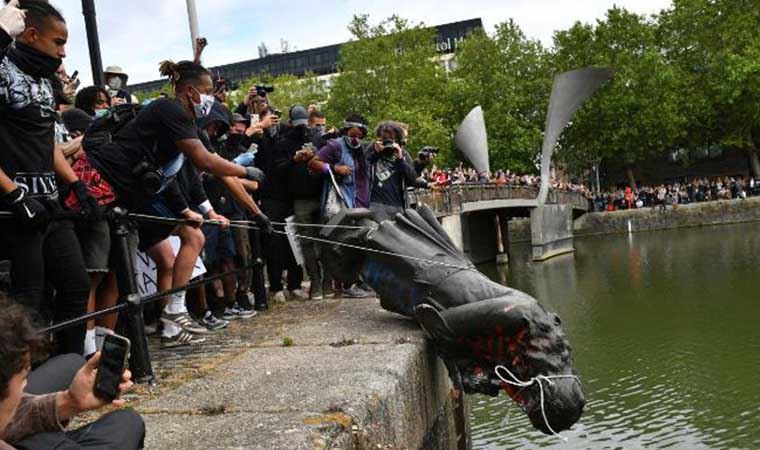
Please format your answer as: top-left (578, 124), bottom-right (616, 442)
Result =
top-left (449, 21), bottom-right (552, 173)
top-left (326, 15), bottom-right (451, 160)
top-left (229, 72), bottom-right (330, 120)
top-left (552, 7), bottom-right (687, 188)
top-left (131, 82), bottom-right (172, 103)
top-left (659, 0), bottom-right (760, 176)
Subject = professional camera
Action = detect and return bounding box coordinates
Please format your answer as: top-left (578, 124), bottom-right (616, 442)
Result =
top-left (382, 139), bottom-right (397, 157)
top-left (131, 161), bottom-right (162, 196)
top-left (255, 85), bottom-right (274, 97)
top-left (418, 146), bottom-right (439, 161)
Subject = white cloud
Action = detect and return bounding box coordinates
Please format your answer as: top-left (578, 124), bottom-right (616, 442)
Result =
top-left (52, 0), bottom-right (671, 86)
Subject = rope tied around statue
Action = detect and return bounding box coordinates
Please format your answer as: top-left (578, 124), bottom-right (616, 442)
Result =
top-left (0, 207), bottom-right (474, 332)
top-left (0, 206), bottom-right (588, 437)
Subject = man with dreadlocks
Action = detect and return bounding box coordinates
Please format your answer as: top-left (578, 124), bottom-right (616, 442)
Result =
top-left (86, 59), bottom-right (271, 347)
top-left (0, 0), bottom-right (99, 355)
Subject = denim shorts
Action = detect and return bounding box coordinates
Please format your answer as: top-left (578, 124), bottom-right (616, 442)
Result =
top-left (202, 224), bottom-right (236, 266)
top-left (75, 218), bottom-right (111, 273)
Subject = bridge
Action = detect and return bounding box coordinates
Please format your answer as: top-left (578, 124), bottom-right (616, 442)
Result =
top-left (409, 184), bottom-right (590, 263)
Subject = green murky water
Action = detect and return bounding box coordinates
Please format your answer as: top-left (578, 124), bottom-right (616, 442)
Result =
top-left (471, 223), bottom-right (760, 450)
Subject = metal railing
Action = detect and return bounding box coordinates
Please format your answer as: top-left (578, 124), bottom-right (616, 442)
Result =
top-left (409, 184), bottom-right (590, 216)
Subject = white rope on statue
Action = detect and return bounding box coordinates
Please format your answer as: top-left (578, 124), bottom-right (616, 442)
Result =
top-left (123, 214), bottom-right (476, 272)
top-left (494, 365), bottom-right (581, 442)
top-left (270, 221), bottom-right (367, 230)
top-left (228, 219), bottom-right (478, 272)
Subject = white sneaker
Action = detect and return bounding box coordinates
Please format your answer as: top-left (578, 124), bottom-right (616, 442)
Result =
top-left (272, 290), bottom-right (288, 304)
top-left (289, 289), bottom-right (308, 301)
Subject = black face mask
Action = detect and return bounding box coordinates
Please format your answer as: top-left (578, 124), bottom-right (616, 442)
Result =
top-left (8, 42), bottom-right (62, 79)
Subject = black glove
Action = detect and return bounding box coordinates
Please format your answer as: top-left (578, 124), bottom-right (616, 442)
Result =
top-left (1, 188), bottom-right (49, 230)
top-left (71, 180), bottom-right (102, 219)
top-left (245, 166), bottom-right (266, 183)
top-left (252, 212), bottom-right (273, 234)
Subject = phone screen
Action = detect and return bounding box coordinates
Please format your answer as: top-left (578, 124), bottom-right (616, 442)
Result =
top-left (95, 334), bottom-right (130, 400)
top-left (251, 114), bottom-right (260, 126)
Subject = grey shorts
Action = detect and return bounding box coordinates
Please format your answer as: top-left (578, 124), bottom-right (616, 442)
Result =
top-left (75, 219), bottom-right (111, 273)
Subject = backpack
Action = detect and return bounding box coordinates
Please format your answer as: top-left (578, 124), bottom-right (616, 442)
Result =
top-left (82, 103), bottom-right (142, 153)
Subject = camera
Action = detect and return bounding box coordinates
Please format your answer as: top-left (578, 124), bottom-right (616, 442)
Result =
top-left (382, 139), bottom-right (396, 156)
top-left (255, 85), bottom-right (274, 97)
top-left (418, 146), bottom-right (439, 162)
top-left (132, 161), bottom-right (162, 196)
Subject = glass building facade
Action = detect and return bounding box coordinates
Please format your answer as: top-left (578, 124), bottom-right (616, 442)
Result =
top-left (129, 18), bottom-right (483, 94)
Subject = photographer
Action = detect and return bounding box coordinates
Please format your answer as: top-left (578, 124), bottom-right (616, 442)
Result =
top-left (235, 84), bottom-right (273, 119)
top-left (367, 122), bottom-right (422, 216)
top-left (414, 146), bottom-right (439, 177)
top-left (0, 298), bottom-right (144, 450)
top-left (103, 66), bottom-right (136, 105)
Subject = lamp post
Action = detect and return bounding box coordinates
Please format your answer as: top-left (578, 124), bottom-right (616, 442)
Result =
top-left (81, 0), bottom-right (104, 86)
top-left (186, 0), bottom-right (200, 54)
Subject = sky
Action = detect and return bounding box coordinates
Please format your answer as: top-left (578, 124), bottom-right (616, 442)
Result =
top-left (52, 0), bottom-right (673, 86)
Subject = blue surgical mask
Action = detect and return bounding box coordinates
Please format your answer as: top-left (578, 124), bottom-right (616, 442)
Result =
top-left (94, 109), bottom-right (108, 119)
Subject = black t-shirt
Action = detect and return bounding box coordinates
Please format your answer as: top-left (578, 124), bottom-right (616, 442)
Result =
top-left (370, 156), bottom-right (405, 208)
top-left (87, 98), bottom-right (198, 208)
top-left (200, 137), bottom-right (241, 217)
top-left (0, 47), bottom-right (58, 202)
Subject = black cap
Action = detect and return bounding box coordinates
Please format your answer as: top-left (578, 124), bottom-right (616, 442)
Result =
top-left (289, 105), bottom-right (309, 126)
top-left (62, 108), bottom-right (94, 133)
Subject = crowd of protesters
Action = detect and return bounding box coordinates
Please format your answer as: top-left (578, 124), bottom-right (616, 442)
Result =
top-left (591, 177), bottom-right (756, 212)
top-left (420, 165), bottom-right (588, 194)
top-left (421, 165), bottom-right (757, 213)
top-left (0, 1), bottom-right (440, 448)
top-left (2, 2), bottom-right (759, 448)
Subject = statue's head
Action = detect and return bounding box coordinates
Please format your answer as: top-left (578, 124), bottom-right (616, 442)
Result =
top-left (419, 289), bottom-right (585, 435)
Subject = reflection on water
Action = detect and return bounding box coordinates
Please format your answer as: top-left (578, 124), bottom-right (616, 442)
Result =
top-left (471, 223), bottom-right (760, 450)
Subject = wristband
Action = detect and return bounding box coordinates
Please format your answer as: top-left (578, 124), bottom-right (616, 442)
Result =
top-left (198, 200), bottom-right (213, 215)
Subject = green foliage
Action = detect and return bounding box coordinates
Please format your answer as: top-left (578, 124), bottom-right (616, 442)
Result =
top-left (193, 6), bottom-right (760, 179)
top-left (326, 15), bottom-right (451, 160)
top-left (450, 21), bottom-right (551, 173)
top-left (552, 8), bottom-right (687, 174)
top-left (659, 0), bottom-right (760, 154)
top-left (229, 72), bottom-right (330, 121)
top-left (132, 82), bottom-right (173, 103)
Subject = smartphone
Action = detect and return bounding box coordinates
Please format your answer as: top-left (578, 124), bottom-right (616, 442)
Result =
top-left (94, 333), bottom-right (131, 401)
top-left (250, 114), bottom-right (260, 126)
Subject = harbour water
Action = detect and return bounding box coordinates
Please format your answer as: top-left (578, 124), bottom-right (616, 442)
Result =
top-left (471, 223), bottom-right (760, 450)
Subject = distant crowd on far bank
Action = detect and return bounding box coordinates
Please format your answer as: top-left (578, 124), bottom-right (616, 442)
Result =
top-left (417, 166), bottom-right (757, 214)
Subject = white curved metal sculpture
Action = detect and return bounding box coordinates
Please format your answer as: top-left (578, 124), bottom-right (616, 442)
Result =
top-left (537, 68), bottom-right (614, 205)
top-left (455, 106), bottom-right (490, 175)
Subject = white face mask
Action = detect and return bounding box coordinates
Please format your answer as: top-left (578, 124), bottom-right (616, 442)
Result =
top-left (191, 89), bottom-right (215, 118)
top-left (107, 77), bottom-right (123, 91)
top-left (94, 109), bottom-right (108, 119)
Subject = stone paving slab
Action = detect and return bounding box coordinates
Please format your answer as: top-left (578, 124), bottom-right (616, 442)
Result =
top-left (119, 296), bottom-right (458, 450)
